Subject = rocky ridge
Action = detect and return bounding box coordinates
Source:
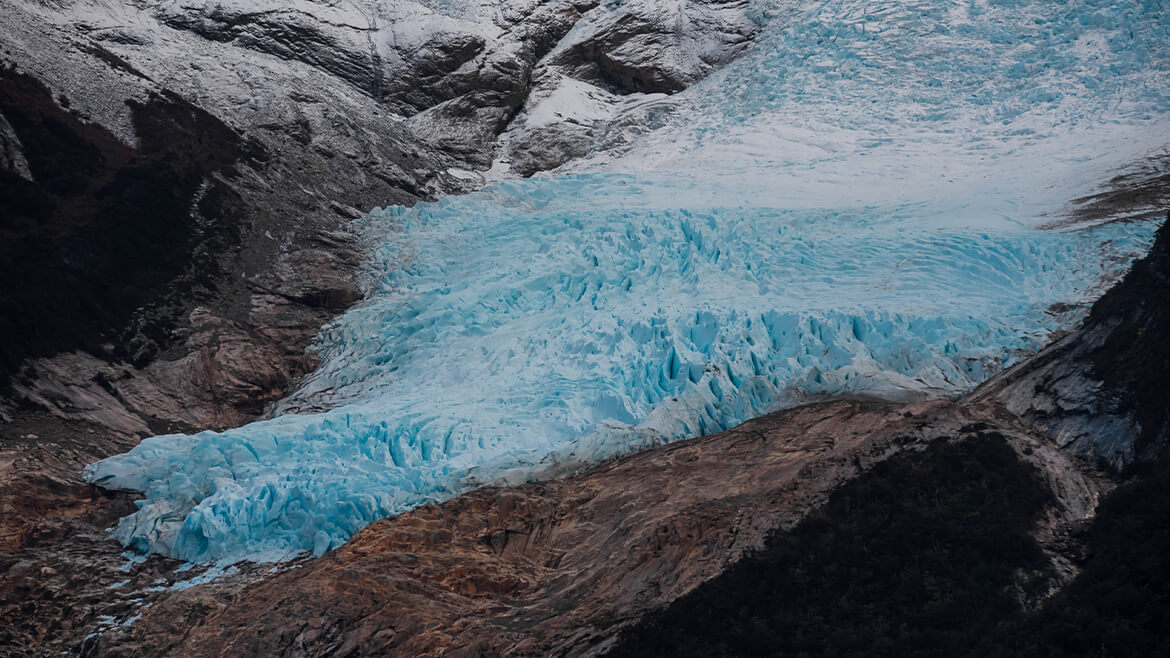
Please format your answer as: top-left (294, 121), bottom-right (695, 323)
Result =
top-left (970, 160), bottom-right (1170, 470)
top-left (2, 399), bottom-right (1106, 656)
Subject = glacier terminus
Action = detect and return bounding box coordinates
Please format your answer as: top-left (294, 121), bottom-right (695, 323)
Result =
top-left (85, 0), bottom-right (1170, 564)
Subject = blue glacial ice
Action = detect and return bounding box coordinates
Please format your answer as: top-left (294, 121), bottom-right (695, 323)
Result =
top-left (86, 0), bottom-right (1170, 563)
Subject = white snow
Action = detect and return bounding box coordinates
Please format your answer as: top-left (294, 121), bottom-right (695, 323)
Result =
top-left (524, 76), bottom-right (619, 129)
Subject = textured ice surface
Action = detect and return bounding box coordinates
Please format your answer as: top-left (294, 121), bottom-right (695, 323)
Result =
top-left (87, 0), bottom-right (1170, 563)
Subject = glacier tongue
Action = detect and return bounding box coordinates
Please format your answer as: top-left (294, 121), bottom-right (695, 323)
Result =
top-left (83, 186), bottom-right (1155, 563)
top-left (86, 0), bottom-right (1170, 563)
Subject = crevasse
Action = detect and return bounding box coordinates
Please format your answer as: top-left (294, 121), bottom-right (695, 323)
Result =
top-left (86, 0), bottom-right (1170, 563)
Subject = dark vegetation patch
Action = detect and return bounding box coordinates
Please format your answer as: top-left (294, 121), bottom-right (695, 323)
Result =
top-left (0, 66), bottom-right (257, 382)
top-left (610, 434), bottom-right (1055, 658)
top-left (977, 454), bottom-right (1170, 657)
top-left (1069, 156), bottom-right (1170, 226)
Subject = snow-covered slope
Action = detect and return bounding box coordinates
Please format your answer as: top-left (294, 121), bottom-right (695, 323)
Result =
top-left (87, 0), bottom-right (1170, 563)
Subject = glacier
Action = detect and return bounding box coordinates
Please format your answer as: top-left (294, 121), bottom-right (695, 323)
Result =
top-left (86, 0), bottom-right (1170, 563)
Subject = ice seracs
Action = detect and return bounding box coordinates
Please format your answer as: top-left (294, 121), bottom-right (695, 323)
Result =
top-left (87, 0), bottom-right (1170, 563)
top-left (83, 183), bottom-right (1157, 563)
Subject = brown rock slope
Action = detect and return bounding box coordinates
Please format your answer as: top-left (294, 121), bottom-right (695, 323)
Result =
top-left (92, 398), bottom-right (1100, 657)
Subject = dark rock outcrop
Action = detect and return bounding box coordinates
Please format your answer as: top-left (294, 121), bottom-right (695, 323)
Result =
top-left (611, 434), bottom-right (1060, 658)
top-left (0, 0), bottom-right (443, 550)
top-left (552, 0), bottom-right (760, 95)
top-left (0, 110), bottom-right (34, 181)
top-left (0, 66), bottom-right (253, 380)
top-left (970, 214), bottom-right (1170, 469)
top-left (972, 450), bottom-right (1170, 657)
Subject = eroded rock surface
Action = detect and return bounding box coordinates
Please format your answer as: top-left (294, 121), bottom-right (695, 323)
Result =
top-left (498, 0), bottom-right (761, 175)
top-left (553, 0), bottom-right (760, 95)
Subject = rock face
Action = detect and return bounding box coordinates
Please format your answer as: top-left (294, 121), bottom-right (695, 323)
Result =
top-left (609, 435), bottom-right (1065, 657)
top-left (498, 0), bottom-right (760, 175)
top-left (971, 210), bottom-right (1170, 469)
top-left (0, 110), bottom-right (34, 181)
top-left (552, 0), bottom-right (760, 95)
top-left (0, 0), bottom-right (432, 550)
top-left (0, 0), bottom-right (760, 553)
top-left (0, 66), bottom-right (256, 383)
